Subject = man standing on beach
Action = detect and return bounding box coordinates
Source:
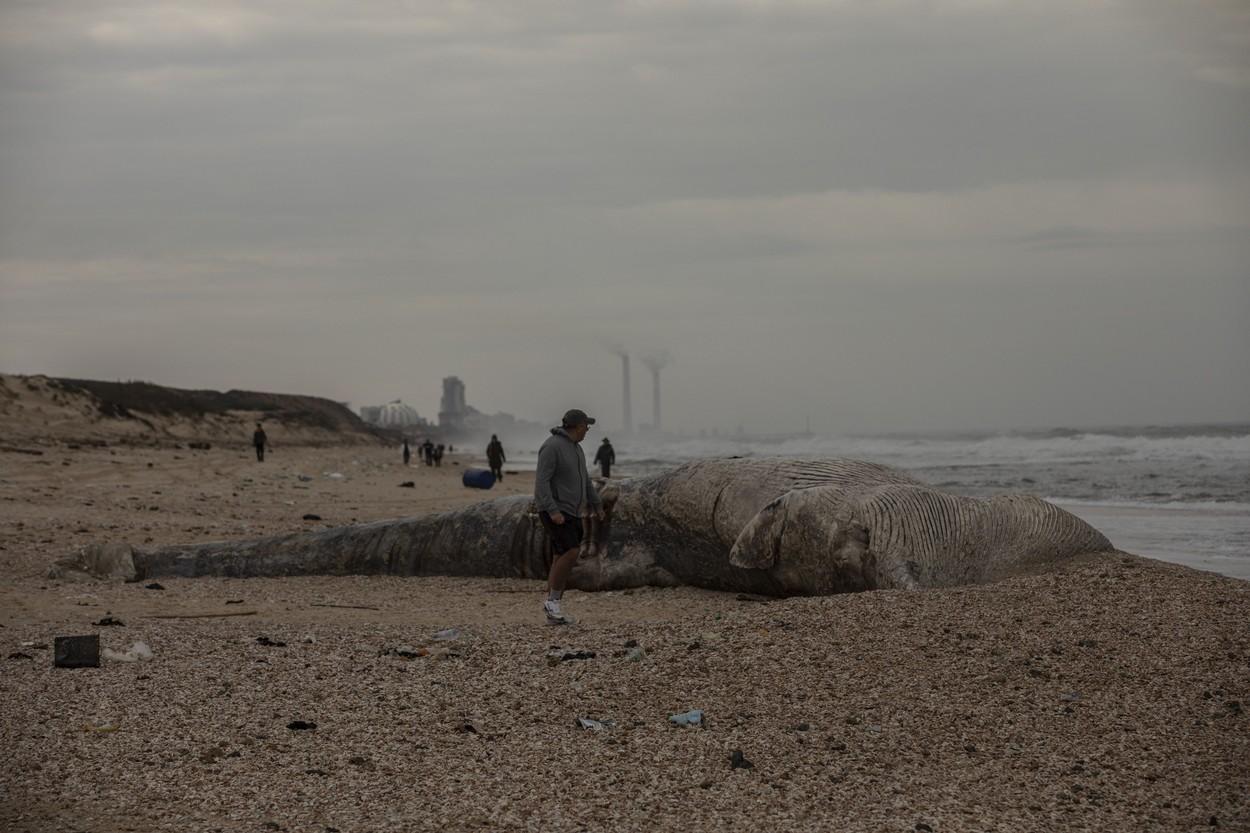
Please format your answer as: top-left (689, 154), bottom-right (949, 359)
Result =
top-left (535, 409), bottom-right (604, 625)
top-left (252, 423), bottom-right (268, 462)
top-left (486, 434), bottom-right (506, 482)
top-left (594, 437), bottom-right (616, 478)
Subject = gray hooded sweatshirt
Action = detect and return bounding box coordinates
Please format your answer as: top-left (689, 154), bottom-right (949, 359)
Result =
top-left (534, 427), bottom-right (602, 518)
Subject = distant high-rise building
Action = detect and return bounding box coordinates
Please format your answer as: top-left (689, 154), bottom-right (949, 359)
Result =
top-left (439, 376), bottom-right (467, 429)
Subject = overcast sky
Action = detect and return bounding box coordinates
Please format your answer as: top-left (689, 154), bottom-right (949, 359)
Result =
top-left (1, 0), bottom-right (1247, 434)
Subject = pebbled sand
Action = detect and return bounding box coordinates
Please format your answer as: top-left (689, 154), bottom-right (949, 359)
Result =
top-left (1, 443), bottom-right (1247, 832)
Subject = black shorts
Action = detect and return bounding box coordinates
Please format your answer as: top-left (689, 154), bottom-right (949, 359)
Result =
top-left (540, 511), bottom-right (583, 555)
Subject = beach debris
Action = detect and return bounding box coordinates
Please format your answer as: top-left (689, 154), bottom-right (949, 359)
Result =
top-left (325, 472), bottom-right (345, 480)
top-left (54, 635), bottom-right (100, 668)
top-left (225, 599), bottom-right (244, 605)
top-left (669, 709), bottom-right (704, 728)
top-left (431, 628), bottom-right (461, 642)
top-left (456, 715), bottom-right (483, 734)
top-left (546, 649), bottom-right (595, 665)
top-left (102, 641), bottom-right (153, 663)
top-left (8, 652), bottom-right (33, 660)
top-left (300, 633), bottom-right (317, 644)
top-left (188, 441), bottom-right (212, 450)
top-left (256, 636), bottom-right (286, 647)
top-left (399, 481), bottom-right (415, 488)
top-left (94, 616), bottom-right (125, 627)
top-left (0, 445), bottom-right (44, 455)
top-left (83, 718), bottom-right (122, 733)
top-left (461, 468), bottom-right (496, 489)
top-left (48, 542), bottom-right (137, 582)
top-left (626, 645), bottom-right (646, 662)
top-left (576, 717), bottom-right (615, 731)
top-left (380, 644), bottom-right (427, 659)
top-left (198, 743), bottom-right (229, 763)
top-left (311, 603), bottom-right (379, 611)
top-left (302, 514), bottom-right (322, 521)
top-left (148, 610), bottom-right (257, 619)
top-left (297, 474), bottom-right (313, 482)
top-left (287, 720), bottom-right (317, 731)
top-left (145, 582), bottom-right (165, 590)
top-left (729, 749), bottom-right (754, 769)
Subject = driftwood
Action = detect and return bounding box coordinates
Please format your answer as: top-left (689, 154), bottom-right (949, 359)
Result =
top-left (146, 610), bottom-right (258, 619)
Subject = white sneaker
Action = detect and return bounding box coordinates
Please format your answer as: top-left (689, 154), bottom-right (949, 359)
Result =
top-left (544, 599), bottom-right (573, 625)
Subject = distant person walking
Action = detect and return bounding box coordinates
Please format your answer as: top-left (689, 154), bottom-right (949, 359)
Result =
top-left (402, 439), bottom-right (411, 466)
top-left (486, 434), bottom-right (506, 482)
top-left (434, 443), bottom-right (445, 467)
top-left (252, 424), bottom-right (268, 462)
top-left (423, 439), bottom-right (435, 466)
top-left (594, 437), bottom-right (616, 478)
top-left (535, 409), bottom-right (604, 625)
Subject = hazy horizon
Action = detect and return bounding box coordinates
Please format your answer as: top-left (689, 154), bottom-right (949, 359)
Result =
top-left (2, 1), bottom-right (1248, 435)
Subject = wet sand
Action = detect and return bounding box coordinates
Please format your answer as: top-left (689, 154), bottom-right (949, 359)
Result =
top-left (1, 444), bottom-right (1247, 832)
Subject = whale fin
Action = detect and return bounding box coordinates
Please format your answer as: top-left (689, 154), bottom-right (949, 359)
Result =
top-left (728, 491), bottom-right (798, 569)
top-left (729, 488), bottom-right (873, 594)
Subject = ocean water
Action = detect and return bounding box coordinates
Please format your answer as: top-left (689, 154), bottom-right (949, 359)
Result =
top-left (504, 424), bottom-right (1250, 580)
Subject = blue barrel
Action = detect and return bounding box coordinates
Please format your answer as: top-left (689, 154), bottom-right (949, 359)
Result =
top-left (462, 468), bottom-right (496, 490)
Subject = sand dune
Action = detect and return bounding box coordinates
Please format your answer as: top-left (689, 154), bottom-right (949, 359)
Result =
top-left (0, 374), bottom-right (383, 449)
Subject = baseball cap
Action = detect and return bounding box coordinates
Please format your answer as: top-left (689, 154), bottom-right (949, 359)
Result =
top-left (562, 408), bottom-right (596, 427)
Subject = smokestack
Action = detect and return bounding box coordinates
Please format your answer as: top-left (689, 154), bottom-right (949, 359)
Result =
top-left (651, 365), bottom-right (661, 431)
top-left (621, 354), bottom-right (632, 435)
top-left (641, 352), bottom-right (671, 434)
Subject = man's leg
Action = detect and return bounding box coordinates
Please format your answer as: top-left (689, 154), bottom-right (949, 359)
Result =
top-left (547, 546), bottom-right (580, 597)
top-left (256, 446), bottom-right (263, 462)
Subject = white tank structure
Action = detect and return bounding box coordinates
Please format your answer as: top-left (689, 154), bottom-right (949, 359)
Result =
top-left (375, 400), bottom-right (422, 428)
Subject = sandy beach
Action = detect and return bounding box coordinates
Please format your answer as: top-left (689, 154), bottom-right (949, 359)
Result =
top-left (0, 440), bottom-right (1246, 833)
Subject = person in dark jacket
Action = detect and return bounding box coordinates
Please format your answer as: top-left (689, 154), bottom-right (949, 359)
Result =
top-left (593, 437), bottom-right (616, 478)
top-left (422, 439), bottom-right (435, 466)
top-left (486, 435), bottom-right (506, 482)
top-left (402, 439), bottom-right (411, 466)
top-left (534, 409), bottom-right (603, 625)
top-left (252, 424), bottom-right (268, 462)
top-left (434, 443), bottom-right (445, 467)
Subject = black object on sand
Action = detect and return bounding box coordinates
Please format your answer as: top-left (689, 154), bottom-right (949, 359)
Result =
top-left (54, 635), bottom-right (100, 668)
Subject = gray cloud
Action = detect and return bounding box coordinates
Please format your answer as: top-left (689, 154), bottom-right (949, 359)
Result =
top-left (1, 0), bottom-right (1247, 432)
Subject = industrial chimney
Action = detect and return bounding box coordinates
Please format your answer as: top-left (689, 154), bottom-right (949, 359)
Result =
top-left (641, 353), bottom-right (670, 433)
top-left (620, 354), bottom-right (632, 435)
top-left (651, 366), bottom-right (660, 431)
